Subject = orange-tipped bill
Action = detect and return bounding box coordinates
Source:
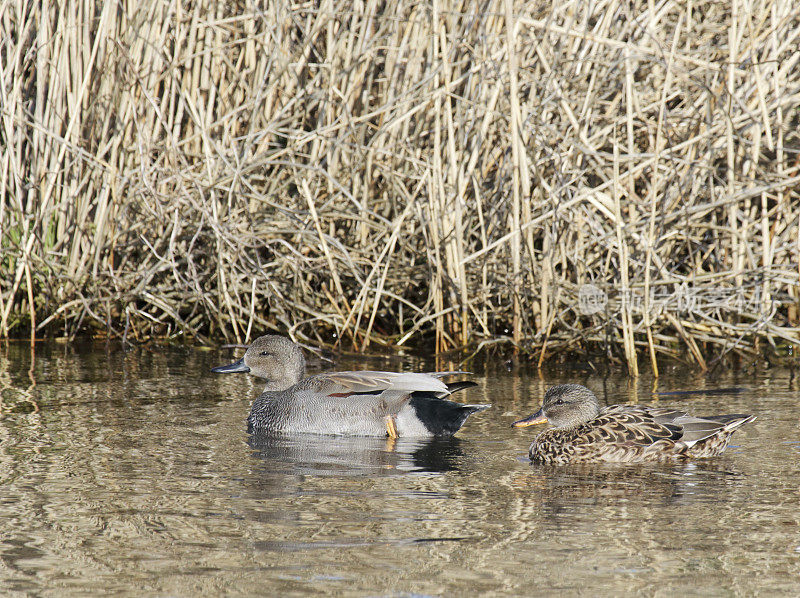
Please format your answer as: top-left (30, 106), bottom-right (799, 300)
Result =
top-left (512, 408), bottom-right (548, 428)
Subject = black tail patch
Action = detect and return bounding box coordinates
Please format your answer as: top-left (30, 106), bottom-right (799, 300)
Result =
top-left (408, 396), bottom-right (490, 436)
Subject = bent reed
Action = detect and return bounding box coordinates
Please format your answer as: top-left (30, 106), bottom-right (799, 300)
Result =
top-left (1, 1), bottom-right (799, 369)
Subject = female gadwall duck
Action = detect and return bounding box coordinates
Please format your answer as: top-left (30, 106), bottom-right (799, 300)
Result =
top-left (512, 384), bottom-right (755, 464)
top-left (212, 335), bottom-right (490, 437)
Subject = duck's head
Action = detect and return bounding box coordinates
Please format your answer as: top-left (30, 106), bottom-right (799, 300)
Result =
top-left (211, 335), bottom-right (305, 390)
top-left (512, 384), bottom-right (602, 430)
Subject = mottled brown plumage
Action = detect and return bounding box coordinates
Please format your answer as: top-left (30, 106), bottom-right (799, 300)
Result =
top-left (512, 384), bottom-right (755, 464)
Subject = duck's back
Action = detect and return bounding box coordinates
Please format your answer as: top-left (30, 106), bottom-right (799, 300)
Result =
top-left (529, 405), bottom-right (754, 464)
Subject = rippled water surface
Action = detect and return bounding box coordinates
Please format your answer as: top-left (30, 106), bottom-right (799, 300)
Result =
top-left (1, 340), bottom-right (799, 596)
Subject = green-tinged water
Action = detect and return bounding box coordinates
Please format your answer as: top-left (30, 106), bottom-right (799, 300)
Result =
top-left (1, 341), bottom-right (798, 596)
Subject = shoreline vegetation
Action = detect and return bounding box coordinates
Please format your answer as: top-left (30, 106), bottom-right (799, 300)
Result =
top-left (1, 1), bottom-right (799, 372)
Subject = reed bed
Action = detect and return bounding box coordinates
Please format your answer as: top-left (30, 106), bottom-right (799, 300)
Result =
top-left (1, 0), bottom-right (799, 369)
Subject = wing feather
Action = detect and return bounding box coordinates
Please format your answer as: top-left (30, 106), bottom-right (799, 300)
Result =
top-left (575, 406), bottom-right (683, 447)
top-left (314, 371), bottom-right (450, 396)
top-left (296, 371), bottom-right (455, 416)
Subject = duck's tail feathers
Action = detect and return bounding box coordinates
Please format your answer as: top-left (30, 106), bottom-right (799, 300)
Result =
top-left (681, 413), bottom-right (755, 450)
top-left (703, 413), bottom-right (756, 430)
top-left (444, 380), bottom-right (479, 394)
top-left (461, 403), bottom-right (491, 414)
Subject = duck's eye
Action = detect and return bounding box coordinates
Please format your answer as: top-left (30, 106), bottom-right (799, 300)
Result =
top-left (260, 351), bottom-right (271, 356)
top-left (554, 398), bottom-right (565, 406)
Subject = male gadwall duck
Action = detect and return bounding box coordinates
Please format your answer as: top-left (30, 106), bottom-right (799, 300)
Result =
top-left (512, 384), bottom-right (755, 464)
top-left (212, 335), bottom-right (490, 437)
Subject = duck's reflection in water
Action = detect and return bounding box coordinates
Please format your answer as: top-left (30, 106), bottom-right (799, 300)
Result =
top-left (248, 431), bottom-right (467, 476)
top-left (513, 458), bottom-right (746, 512)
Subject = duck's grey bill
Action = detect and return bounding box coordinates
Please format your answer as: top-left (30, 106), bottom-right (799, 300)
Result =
top-left (211, 357), bottom-right (250, 373)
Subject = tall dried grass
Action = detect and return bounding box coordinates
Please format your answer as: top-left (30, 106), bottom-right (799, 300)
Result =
top-left (1, 0), bottom-right (799, 369)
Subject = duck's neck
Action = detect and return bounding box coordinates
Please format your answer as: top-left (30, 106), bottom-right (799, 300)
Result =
top-left (261, 351), bottom-right (306, 392)
top-left (263, 373), bottom-right (303, 392)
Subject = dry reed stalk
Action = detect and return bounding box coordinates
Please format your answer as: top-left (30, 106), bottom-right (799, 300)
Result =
top-left (440, 22), bottom-right (469, 347)
top-left (613, 139), bottom-right (638, 376)
top-left (504, 0), bottom-right (523, 346)
top-left (0, 0), bottom-right (797, 366)
top-left (643, 14), bottom-right (683, 375)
